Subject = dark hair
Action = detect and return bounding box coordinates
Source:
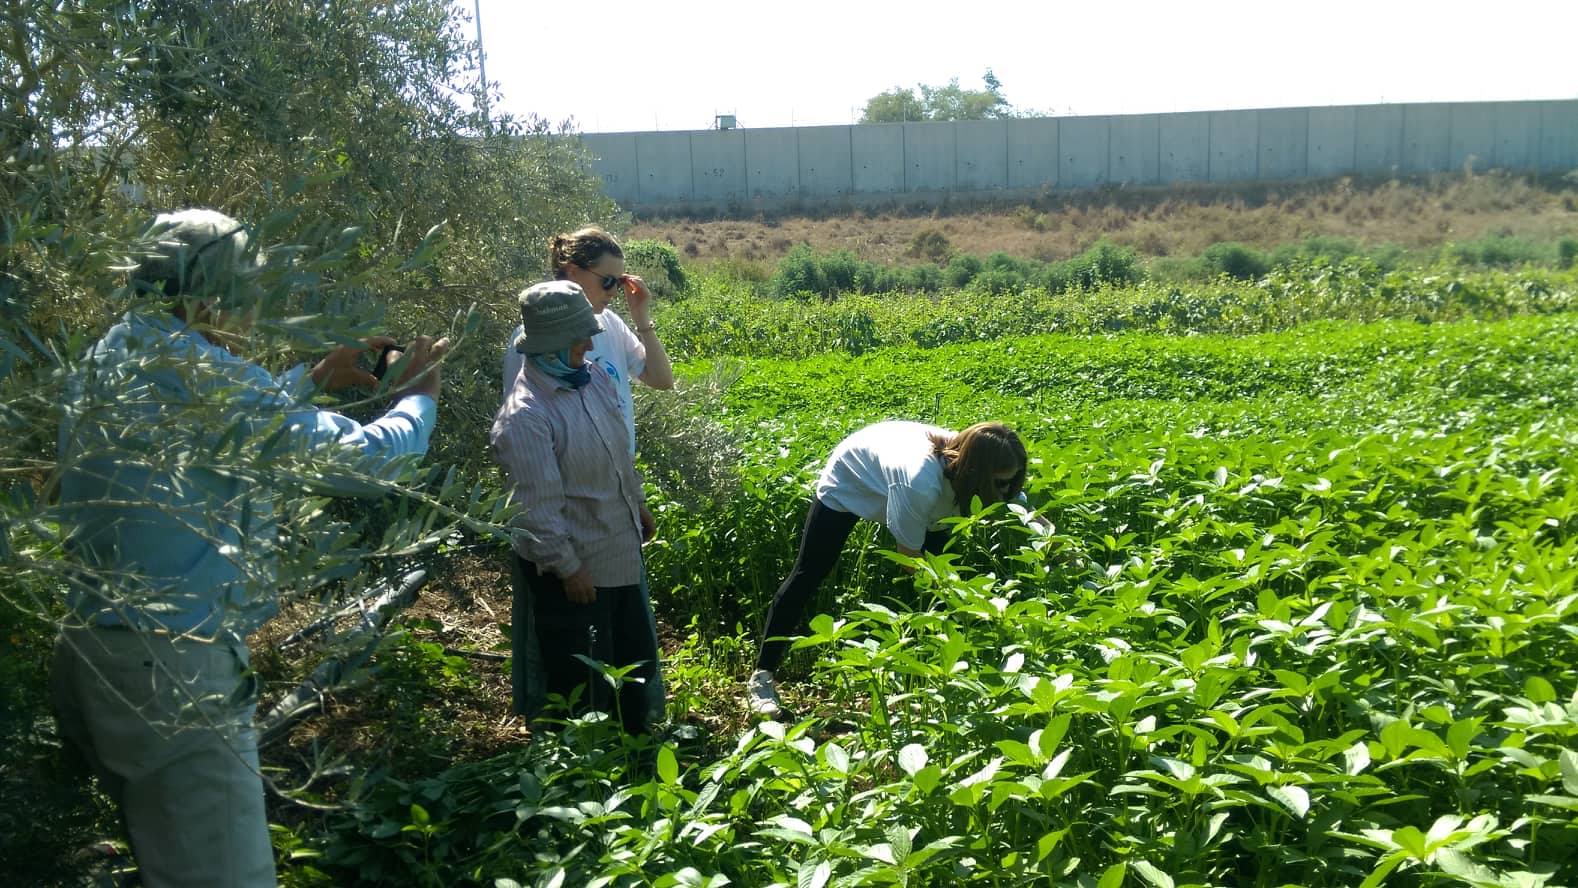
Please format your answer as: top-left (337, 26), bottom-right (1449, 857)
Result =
top-left (931, 422), bottom-right (1027, 512)
top-left (549, 227), bottom-right (622, 278)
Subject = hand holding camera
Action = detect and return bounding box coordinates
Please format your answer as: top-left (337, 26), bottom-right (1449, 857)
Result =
top-left (310, 334), bottom-right (449, 401)
top-left (372, 343), bottom-right (404, 380)
top-left (388, 335), bottom-right (449, 401)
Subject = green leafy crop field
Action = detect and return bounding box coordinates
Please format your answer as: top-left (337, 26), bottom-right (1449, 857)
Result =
top-left (312, 308), bottom-right (1578, 886)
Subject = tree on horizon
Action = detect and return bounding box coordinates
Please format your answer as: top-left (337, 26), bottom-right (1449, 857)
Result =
top-left (859, 69), bottom-right (1021, 123)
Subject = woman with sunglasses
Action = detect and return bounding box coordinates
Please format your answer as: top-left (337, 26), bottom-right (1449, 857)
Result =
top-left (503, 226), bottom-right (675, 456)
top-left (747, 420), bottom-right (1029, 717)
top-left (502, 227), bottom-right (675, 726)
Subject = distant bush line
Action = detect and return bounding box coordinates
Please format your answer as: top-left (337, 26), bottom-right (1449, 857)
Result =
top-left (654, 260), bottom-right (1578, 360)
top-left (659, 233), bottom-right (1578, 302)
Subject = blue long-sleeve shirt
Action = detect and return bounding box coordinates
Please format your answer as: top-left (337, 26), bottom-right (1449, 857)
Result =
top-left (56, 311), bottom-right (436, 639)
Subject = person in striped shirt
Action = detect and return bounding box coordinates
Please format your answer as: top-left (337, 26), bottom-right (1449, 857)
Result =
top-left (501, 227), bottom-right (671, 726)
top-left (491, 281), bottom-right (659, 734)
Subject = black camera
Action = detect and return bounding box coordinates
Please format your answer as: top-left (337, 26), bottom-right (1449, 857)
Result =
top-left (372, 344), bottom-right (405, 380)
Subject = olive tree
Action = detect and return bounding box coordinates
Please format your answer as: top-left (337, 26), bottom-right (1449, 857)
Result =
top-left (1, 2), bottom-right (615, 879)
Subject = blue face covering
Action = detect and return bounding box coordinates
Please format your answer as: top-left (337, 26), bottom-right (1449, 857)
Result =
top-left (529, 350), bottom-right (591, 388)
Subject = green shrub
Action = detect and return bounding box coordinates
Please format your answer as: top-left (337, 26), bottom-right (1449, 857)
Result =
top-left (1269, 235), bottom-right (1360, 269)
top-left (1073, 239), bottom-right (1142, 289)
top-left (944, 253), bottom-right (982, 288)
top-left (972, 268), bottom-right (1023, 295)
top-left (1148, 255), bottom-right (1208, 283)
top-left (1557, 237), bottom-right (1578, 269)
top-left (622, 239), bottom-right (690, 299)
top-left (1367, 242), bottom-right (1408, 271)
top-left (632, 364), bottom-right (743, 511)
top-left (901, 264), bottom-right (945, 292)
top-left (984, 251), bottom-right (1029, 276)
top-left (1201, 241), bottom-right (1271, 280)
top-left (772, 243), bottom-right (823, 298)
top-left (1011, 205), bottom-right (1049, 231)
top-left (702, 257), bottom-right (772, 288)
top-left (1445, 234), bottom-right (1545, 267)
top-left (906, 227), bottom-right (952, 262)
top-left (817, 249), bottom-right (861, 295)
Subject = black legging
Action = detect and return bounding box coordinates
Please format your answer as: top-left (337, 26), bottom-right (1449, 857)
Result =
top-left (756, 498), bottom-right (947, 672)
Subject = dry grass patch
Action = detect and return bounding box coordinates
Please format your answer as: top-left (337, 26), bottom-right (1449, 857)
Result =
top-left (627, 173), bottom-right (1578, 266)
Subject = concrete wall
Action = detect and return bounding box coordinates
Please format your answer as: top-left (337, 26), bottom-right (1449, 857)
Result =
top-left (1209, 110), bottom-right (1258, 182)
top-left (1258, 108), bottom-right (1308, 180)
top-left (1059, 116), bottom-right (1109, 188)
top-left (1541, 101), bottom-right (1578, 172)
top-left (746, 128), bottom-right (798, 200)
top-left (902, 123), bottom-right (952, 192)
top-left (633, 133), bottom-right (690, 203)
top-left (579, 99), bottom-right (1578, 213)
top-left (1007, 117), bottom-right (1059, 189)
top-left (956, 120), bottom-right (1007, 191)
top-left (1354, 105), bottom-right (1403, 175)
top-left (1307, 106), bottom-right (1356, 177)
top-left (1402, 104), bottom-right (1453, 174)
top-left (851, 125), bottom-right (903, 195)
top-left (690, 129), bottom-right (744, 202)
top-left (798, 126), bottom-right (851, 198)
top-left (1109, 115), bottom-right (1159, 185)
top-left (1158, 112), bottom-right (1210, 183)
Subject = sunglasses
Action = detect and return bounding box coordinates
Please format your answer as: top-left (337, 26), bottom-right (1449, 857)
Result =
top-left (581, 269), bottom-right (623, 292)
top-left (993, 475), bottom-right (1018, 493)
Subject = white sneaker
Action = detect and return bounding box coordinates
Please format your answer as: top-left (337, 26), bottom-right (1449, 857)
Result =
top-left (745, 669), bottom-right (783, 718)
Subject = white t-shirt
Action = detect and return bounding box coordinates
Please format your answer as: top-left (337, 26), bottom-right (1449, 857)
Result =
top-left (814, 421), bottom-right (959, 551)
top-left (503, 309), bottom-right (647, 456)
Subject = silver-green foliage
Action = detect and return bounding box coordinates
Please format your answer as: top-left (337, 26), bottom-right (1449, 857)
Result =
top-left (2, 3), bottom-right (615, 877)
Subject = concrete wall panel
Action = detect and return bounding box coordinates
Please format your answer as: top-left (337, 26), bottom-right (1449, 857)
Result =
top-left (1158, 112), bottom-right (1210, 182)
top-left (1209, 110), bottom-right (1258, 181)
top-left (850, 124), bottom-right (904, 194)
top-left (1060, 116), bottom-right (1109, 188)
top-left (689, 130), bottom-right (746, 202)
top-left (1109, 114), bottom-right (1160, 185)
top-left (1449, 103), bottom-right (1498, 173)
top-left (1354, 105), bottom-right (1404, 175)
top-left (745, 128), bottom-right (799, 200)
top-left (1539, 101), bottom-right (1578, 172)
top-left (1492, 103), bottom-right (1539, 169)
top-left (1307, 106), bottom-right (1356, 177)
top-left (956, 120), bottom-right (1007, 191)
top-left (1402, 104), bottom-right (1452, 174)
top-left (580, 134), bottom-right (639, 206)
top-left (798, 126), bottom-right (853, 197)
top-left (903, 122), bottom-right (955, 192)
top-left (1258, 108), bottom-right (1308, 180)
top-left (1007, 117), bottom-right (1059, 189)
top-left (586, 100), bottom-right (1577, 212)
top-left (634, 133), bottom-right (691, 202)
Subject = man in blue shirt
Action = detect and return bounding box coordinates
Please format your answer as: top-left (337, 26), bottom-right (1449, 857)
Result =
top-left (48, 209), bottom-right (449, 887)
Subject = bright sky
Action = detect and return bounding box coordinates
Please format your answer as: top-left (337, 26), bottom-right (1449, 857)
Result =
top-left (467, 0), bottom-right (1577, 133)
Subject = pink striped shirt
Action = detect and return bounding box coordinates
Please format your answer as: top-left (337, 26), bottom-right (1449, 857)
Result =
top-left (490, 360), bottom-right (645, 587)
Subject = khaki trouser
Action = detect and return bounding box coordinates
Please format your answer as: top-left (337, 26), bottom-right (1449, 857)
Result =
top-left (50, 626), bottom-right (276, 888)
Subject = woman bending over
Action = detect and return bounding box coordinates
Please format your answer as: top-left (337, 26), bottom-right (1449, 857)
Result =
top-left (747, 420), bottom-right (1027, 717)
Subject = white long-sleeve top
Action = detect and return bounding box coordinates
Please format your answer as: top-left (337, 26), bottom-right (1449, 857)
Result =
top-left (814, 421), bottom-right (960, 551)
